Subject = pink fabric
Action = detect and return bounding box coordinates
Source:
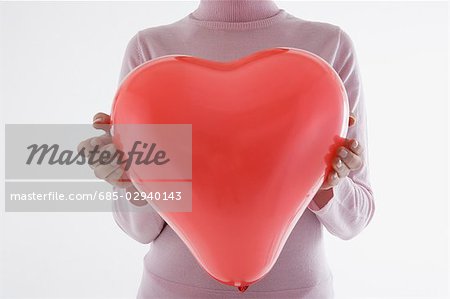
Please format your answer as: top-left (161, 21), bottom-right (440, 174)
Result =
top-left (112, 1), bottom-right (375, 298)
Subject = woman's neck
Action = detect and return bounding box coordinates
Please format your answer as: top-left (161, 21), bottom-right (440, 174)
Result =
top-left (192, 0), bottom-right (280, 22)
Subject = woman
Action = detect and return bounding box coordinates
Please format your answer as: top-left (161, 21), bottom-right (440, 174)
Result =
top-left (79, 1), bottom-right (375, 298)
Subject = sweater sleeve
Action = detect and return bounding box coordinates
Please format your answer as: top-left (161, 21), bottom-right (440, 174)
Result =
top-left (307, 28), bottom-right (375, 240)
top-left (111, 32), bottom-right (167, 244)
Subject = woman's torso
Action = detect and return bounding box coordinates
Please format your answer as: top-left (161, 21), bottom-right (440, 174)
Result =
top-left (132, 10), bottom-right (342, 298)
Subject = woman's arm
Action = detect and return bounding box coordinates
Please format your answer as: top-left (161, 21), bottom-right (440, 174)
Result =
top-left (308, 28), bottom-right (375, 240)
top-left (111, 32), bottom-right (167, 244)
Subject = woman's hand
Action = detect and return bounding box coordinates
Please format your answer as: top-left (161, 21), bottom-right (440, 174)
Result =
top-left (320, 114), bottom-right (362, 190)
top-left (77, 112), bottom-right (133, 189)
top-left (313, 114), bottom-right (363, 208)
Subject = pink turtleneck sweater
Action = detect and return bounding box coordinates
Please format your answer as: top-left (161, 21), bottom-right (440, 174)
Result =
top-left (112, 1), bottom-right (375, 298)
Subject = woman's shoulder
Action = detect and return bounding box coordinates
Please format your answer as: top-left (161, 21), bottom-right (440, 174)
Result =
top-left (284, 11), bottom-right (342, 35)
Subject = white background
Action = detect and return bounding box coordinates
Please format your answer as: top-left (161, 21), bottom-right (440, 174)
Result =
top-left (0, 1), bottom-right (449, 298)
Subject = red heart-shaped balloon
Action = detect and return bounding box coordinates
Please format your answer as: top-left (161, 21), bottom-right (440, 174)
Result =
top-left (111, 47), bottom-right (349, 291)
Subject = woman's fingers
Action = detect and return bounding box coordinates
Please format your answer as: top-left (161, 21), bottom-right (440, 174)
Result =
top-left (346, 138), bottom-right (363, 156)
top-left (94, 163), bottom-right (130, 187)
top-left (319, 136), bottom-right (363, 190)
top-left (318, 170), bottom-right (340, 191)
top-left (93, 112), bottom-right (111, 134)
top-left (91, 143), bottom-right (124, 179)
top-left (325, 170), bottom-right (340, 188)
top-left (89, 143), bottom-right (118, 169)
top-left (337, 144), bottom-right (362, 170)
top-left (76, 112), bottom-right (132, 188)
top-left (102, 163), bottom-right (132, 188)
top-left (94, 161), bottom-right (122, 180)
top-left (332, 156), bottom-right (350, 178)
top-left (93, 112), bottom-right (110, 124)
top-left (77, 134), bottom-right (112, 160)
top-left (83, 141), bottom-right (132, 188)
top-left (90, 135), bottom-right (113, 150)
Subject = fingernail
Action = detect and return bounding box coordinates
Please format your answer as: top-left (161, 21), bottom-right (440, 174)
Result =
top-left (94, 117), bottom-right (103, 124)
top-left (339, 148), bottom-right (348, 158)
top-left (333, 172), bottom-right (339, 180)
top-left (351, 140), bottom-right (359, 149)
top-left (336, 159), bottom-right (342, 168)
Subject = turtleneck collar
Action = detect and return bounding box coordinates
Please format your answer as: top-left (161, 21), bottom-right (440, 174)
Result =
top-left (192, 0), bottom-right (281, 22)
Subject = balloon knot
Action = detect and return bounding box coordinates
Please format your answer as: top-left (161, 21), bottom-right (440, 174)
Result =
top-left (237, 285), bottom-right (249, 292)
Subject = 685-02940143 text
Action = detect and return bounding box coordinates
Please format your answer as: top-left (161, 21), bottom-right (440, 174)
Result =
top-left (9, 191), bottom-right (183, 202)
